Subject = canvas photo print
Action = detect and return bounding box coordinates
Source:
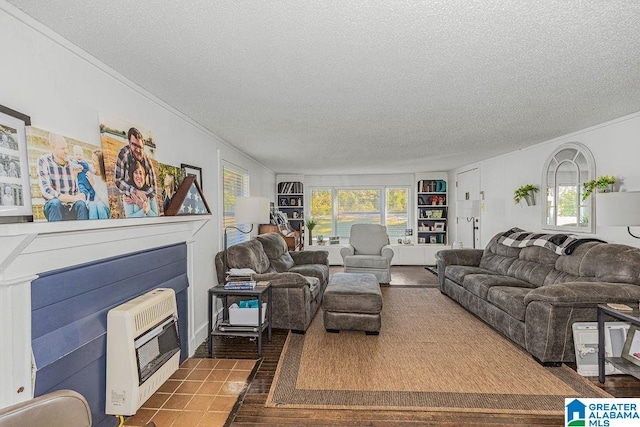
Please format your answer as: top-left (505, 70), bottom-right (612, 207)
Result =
top-left (158, 162), bottom-right (186, 214)
top-left (26, 127), bottom-right (110, 221)
top-left (99, 115), bottom-right (161, 218)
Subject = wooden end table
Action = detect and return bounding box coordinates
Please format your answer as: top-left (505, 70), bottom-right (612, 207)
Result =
top-left (597, 303), bottom-right (640, 383)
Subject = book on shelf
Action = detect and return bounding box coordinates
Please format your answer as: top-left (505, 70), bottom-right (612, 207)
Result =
top-left (225, 275), bottom-right (254, 282)
top-left (225, 267), bottom-right (255, 283)
top-left (223, 281), bottom-right (256, 290)
top-left (278, 181), bottom-right (303, 194)
top-left (218, 323), bottom-right (259, 332)
top-left (606, 303), bottom-right (634, 312)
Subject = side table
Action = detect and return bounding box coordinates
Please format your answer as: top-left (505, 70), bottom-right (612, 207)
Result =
top-left (207, 282), bottom-right (272, 357)
top-left (597, 303), bottom-right (640, 383)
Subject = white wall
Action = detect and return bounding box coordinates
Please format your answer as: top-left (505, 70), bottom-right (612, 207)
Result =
top-left (0, 5), bottom-right (275, 354)
top-left (450, 112), bottom-right (640, 248)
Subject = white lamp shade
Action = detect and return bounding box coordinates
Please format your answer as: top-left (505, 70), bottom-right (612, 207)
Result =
top-left (235, 197), bottom-right (270, 225)
top-left (597, 191), bottom-right (640, 226)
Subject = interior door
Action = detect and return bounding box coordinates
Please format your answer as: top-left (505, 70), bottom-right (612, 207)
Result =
top-left (456, 168), bottom-right (481, 248)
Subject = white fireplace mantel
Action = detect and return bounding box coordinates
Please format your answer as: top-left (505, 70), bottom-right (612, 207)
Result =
top-left (0, 215), bottom-right (211, 408)
top-left (0, 216), bottom-right (209, 281)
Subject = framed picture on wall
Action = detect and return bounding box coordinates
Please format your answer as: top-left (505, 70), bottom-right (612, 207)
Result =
top-left (165, 175), bottom-right (211, 216)
top-left (181, 164), bottom-right (203, 189)
top-left (0, 105), bottom-right (33, 223)
top-left (622, 325), bottom-right (640, 367)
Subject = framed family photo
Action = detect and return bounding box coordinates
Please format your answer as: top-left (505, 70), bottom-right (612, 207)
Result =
top-left (99, 114), bottom-right (160, 219)
top-left (0, 105), bottom-right (33, 223)
top-left (181, 164), bottom-right (203, 189)
top-left (26, 127), bottom-right (110, 222)
top-left (622, 325), bottom-right (640, 367)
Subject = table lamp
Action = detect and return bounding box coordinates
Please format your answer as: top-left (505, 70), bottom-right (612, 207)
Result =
top-left (596, 191), bottom-right (640, 238)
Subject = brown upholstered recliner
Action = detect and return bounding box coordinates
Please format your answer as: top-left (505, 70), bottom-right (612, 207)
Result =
top-left (214, 232), bottom-right (329, 332)
top-left (0, 390), bottom-right (91, 427)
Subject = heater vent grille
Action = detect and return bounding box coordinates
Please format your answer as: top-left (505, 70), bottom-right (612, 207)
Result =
top-left (133, 297), bottom-right (176, 336)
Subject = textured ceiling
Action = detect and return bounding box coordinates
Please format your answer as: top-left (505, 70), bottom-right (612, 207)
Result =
top-left (6, 1), bottom-right (640, 174)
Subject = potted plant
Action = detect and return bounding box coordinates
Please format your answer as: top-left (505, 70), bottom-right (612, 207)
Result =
top-left (305, 218), bottom-right (317, 246)
top-left (582, 175), bottom-right (617, 201)
top-left (513, 184), bottom-right (539, 206)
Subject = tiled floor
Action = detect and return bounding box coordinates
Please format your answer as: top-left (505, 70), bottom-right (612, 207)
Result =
top-left (124, 358), bottom-right (255, 427)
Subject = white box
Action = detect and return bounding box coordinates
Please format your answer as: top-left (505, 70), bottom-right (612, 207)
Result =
top-left (229, 303), bottom-right (267, 326)
top-left (572, 321), bottom-right (630, 376)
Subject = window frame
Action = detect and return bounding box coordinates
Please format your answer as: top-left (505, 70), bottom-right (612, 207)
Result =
top-left (222, 162), bottom-right (250, 246)
top-left (542, 142), bottom-right (595, 234)
top-left (308, 185), bottom-right (411, 240)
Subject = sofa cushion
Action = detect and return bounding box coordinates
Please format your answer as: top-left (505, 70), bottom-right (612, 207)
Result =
top-left (290, 264), bottom-right (329, 287)
top-left (226, 239), bottom-right (270, 273)
top-left (524, 281), bottom-right (640, 306)
top-left (349, 224), bottom-right (390, 255)
top-left (256, 232), bottom-right (295, 272)
top-left (578, 243), bottom-right (640, 285)
top-left (462, 274), bottom-right (534, 300)
top-left (487, 286), bottom-right (531, 321)
top-left (478, 235), bottom-right (522, 275)
top-left (445, 265), bottom-right (495, 285)
top-left (343, 255), bottom-right (390, 269)
top-left (323, 273), bottom-right (382, 314)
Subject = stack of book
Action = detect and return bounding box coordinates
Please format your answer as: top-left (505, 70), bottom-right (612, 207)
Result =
top-left (223, 271), bottom-right (256, 290)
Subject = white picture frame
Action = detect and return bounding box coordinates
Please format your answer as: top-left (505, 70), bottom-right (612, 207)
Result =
top-left (181, 163), bottom-right (203, 189)
top-left (0, 105), bottom-right (33, 223)
top-left (622, 325), bottom-right (640, 367)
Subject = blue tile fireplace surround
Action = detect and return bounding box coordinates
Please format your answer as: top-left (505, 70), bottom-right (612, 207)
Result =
top-left (31, 243), bottom-right (189, 427)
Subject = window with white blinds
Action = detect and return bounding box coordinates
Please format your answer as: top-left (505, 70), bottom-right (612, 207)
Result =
top-left (223, 163), bottom-right (250, 246)
top-left (310, 186), bottom-right (409, 240)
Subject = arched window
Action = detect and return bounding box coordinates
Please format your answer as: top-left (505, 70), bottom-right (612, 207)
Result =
top-left (542, 142), bottom-right (595, 233)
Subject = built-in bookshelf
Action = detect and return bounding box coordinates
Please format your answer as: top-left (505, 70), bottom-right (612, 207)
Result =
top-left (277, 181), bottom-right (304, 231)
top-left (417, 179), bottom-right (447, 245)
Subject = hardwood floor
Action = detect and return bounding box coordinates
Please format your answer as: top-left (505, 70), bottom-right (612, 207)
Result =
top-left (194, 267), bottom-right (640, 426)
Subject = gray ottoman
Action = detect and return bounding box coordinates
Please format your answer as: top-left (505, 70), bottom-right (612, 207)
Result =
top-left (322, 273), bottom-right (382, 335)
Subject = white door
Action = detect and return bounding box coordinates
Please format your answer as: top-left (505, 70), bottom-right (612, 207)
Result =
top-left (456, 168), bottom-right (481, 248)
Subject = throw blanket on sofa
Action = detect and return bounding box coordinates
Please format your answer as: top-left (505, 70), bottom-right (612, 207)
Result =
top-left (498, 227), bottom-right (605, 255)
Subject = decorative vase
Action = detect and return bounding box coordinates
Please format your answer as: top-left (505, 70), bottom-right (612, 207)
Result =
top-left (525, 191), bottom-right (536, 206)
top-left (308, 230), bottom-right (313, 246)
top-left (597, 184), bottom-right (615, 193)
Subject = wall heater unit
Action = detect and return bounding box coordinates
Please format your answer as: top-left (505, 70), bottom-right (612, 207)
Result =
top-left (105, 288), bottom-right (180, 416)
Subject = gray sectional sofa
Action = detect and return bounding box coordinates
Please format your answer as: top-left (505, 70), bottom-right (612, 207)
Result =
top-left (436, 230), bottom-right (640, 364)
top-left (214, 232), bottom-right (330, 332)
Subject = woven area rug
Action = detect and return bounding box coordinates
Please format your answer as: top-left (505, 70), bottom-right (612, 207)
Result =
top-left (266, 287), bottom-right (609, 414)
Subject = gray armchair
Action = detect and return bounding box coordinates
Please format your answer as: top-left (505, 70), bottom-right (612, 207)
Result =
top-left (340, 224), bottom-right (394, 283)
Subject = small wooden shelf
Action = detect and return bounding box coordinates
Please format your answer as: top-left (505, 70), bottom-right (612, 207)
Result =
top-left (605, 357), bottom-right (640, 378)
